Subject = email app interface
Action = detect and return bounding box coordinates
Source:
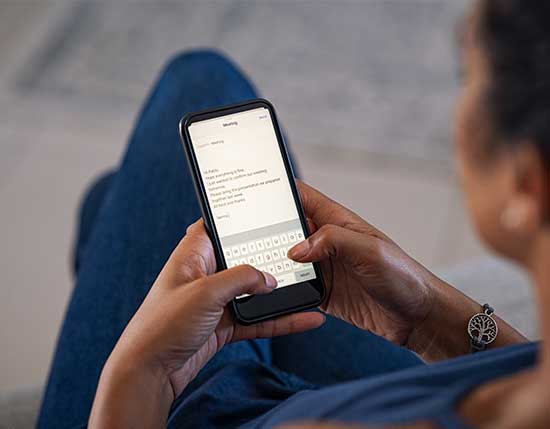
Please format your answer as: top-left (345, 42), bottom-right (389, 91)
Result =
top-left (188, 107), bottom-right (316, 290)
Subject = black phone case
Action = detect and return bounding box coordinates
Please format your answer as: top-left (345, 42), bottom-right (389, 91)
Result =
top-left (179, 98), bottom-right (325, 324)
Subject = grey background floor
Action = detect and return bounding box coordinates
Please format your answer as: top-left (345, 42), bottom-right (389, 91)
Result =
top-left (0, 0), bottom-right (536, 395)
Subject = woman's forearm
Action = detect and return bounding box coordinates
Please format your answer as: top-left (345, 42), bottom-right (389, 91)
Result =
top-left (407, 271), bottom-right (528, 362)
top-left (89, 357), bottom-right (174, 428)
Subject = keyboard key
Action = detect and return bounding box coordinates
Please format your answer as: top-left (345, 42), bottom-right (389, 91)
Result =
top-left (271, 249), bottom-right (280, 261)
top-left (256, 240), bottom-right (265, 251)
top-left (283, 261), bottom-right (292, 271)
top-left (248, 255), bottom-right (256, 265)
top-left (231, 246), bottom-right (240, 257)
top-left (288, 231), bottom-right (297, 242)
top-left (275, 262), bottom-right (284, 273)
top-left (272, 235), bottom-right (281, 246)
top-left (296, 230), bottom-right (304, 240)
top-left (256, 253), bottom-right (265, 264)
top-left (266, 264), bottom-right (276, 274)
top-left (292, 261), bottom-right (301, 268)
top-left (264, 237), bottom-right (273, 249)
top-left (230, 260), bottom-right (239, 268)
top-left (239, 258), bottom-right (247, 265)
top-left (280, 233), bottom-right (289, 244)
top-left (264, 252), bottom-right (273, 263)
top-left (240, 244), bottom-right (248, 255)
top-left (296, 268), bottom-right (315, 281)
top-left (224, 248), bottom-right (232, 259)
top-left (248, 241), bottom-right (257, 253)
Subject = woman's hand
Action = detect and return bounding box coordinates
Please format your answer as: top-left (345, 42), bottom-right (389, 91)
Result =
top-left (289, 182), bottom-right (525, 361)
top-left (89, 220), bottom-right (325, 428)
top-left (289, 181), bottom-right (436, 348)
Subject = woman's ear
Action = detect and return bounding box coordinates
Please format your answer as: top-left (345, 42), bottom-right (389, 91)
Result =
top-left (501, 143), bottom-right (549, 240)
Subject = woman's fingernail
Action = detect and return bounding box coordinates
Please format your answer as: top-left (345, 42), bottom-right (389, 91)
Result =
top-left (262, 271), bottom-right (278, 289)
top-left (288, 240), bottom-right (310, 260)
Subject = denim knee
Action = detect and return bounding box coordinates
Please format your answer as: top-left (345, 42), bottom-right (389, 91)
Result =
top-left (161, 49), bottom-right (254, 89)
top-left (164, 49), bottom-right (234, 73)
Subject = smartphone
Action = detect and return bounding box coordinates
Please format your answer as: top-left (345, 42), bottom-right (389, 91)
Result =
top-left (179, 99), bottom-right (325, 324)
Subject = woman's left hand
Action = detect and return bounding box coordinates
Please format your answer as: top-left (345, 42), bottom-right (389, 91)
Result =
top-left (89, 219), bottom-right (325, 428)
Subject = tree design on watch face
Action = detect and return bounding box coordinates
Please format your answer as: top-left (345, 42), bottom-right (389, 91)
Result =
top-left (468, 313), bottom-right (498, 345)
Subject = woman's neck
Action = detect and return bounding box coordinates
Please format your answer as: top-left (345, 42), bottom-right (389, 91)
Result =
top-left (512, 233), bottom-right (550, 428)
top-left (531, 234), bottom-right (550, 382)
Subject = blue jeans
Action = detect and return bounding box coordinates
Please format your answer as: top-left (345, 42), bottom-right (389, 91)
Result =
top-left (38, 50), bottom-right (422, 429)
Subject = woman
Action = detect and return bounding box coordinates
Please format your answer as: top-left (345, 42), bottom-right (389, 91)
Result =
top-left (38, 0), bottom-right (549, 428)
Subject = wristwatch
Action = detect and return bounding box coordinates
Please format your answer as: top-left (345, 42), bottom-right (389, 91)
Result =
top-left (468, 303), bottom-right (498, 353)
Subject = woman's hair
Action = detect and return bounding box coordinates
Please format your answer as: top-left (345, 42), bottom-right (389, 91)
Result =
top-left (476, 0), bottom-right (550, 167)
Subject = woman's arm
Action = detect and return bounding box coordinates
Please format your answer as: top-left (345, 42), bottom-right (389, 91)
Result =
top-left (89, 357), bottom-right (173, 429)
top-left (290, 181), bottom-right (527, 362)
top-left (407, 271), bottom-right (527, 361)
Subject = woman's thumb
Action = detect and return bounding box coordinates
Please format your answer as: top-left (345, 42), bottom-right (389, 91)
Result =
top-left (287, 224), bottom-right (366, 263)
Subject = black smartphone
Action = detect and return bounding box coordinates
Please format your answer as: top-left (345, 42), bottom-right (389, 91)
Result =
top-left (179, 98), bottom-right (325, 324)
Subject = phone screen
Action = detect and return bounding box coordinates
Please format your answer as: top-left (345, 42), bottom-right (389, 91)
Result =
top-left (188, 107), bottom-right (317, 294)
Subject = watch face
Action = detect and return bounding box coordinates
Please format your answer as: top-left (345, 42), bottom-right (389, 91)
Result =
top-left (468, 313), bottom-right (498, 345)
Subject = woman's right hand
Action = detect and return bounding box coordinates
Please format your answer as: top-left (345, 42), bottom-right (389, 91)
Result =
top-left (288, 181), bottom-right (438, 350)
top-left (288, 181), bottom-right (520, 361)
